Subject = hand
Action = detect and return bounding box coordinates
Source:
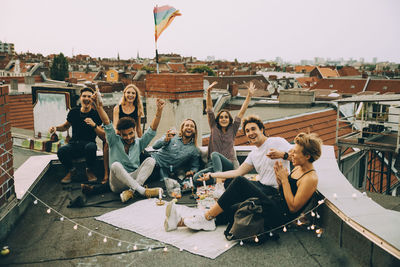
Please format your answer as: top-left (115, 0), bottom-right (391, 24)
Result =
top-left (247, 82), bottom-right (257, 97)
top-left (198, 172), bottom-right (212, 182)
top-left (185, 170), bottom-right (194, 178)
top-left (266, 148), bottom-right (284, 159)
top-left (156, 99), bottom-right (165, 111)
top-left (49, 126), bottom-right (57, 134)
top-left (164, 128), bottom-right (176, 142)
top-left (274, 161), bottom-right (288, 184)
top-left (206, 81), bottom-right (218, 92)
top-left (84, 118), bottom-right (96, 128)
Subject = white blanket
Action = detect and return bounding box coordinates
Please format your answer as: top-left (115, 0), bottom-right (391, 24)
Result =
top-left (96, 198), bottom-right (236, 259)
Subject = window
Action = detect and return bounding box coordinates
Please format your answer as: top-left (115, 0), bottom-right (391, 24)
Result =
top-left (329, 84), bottom-right (333, 88)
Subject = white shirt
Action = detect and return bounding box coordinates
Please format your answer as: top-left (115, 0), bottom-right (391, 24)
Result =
top-left (244, 137), bottom-right (291, 188)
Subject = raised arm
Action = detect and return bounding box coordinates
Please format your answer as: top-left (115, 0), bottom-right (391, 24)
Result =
top-left (150, 99), bottom-right (165, 131)
top-left (112, 105), bottom-right (119, 129)
top-left (92, 89), bottom-right (110, 125)
top-left (274, 162), bottom-right (318, 213)
top-left (206, 81), bottom-right (218, 112)
top-left (237, 82), bottom-right (256, 119)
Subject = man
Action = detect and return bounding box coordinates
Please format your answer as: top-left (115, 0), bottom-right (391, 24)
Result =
top-left (50, 87), bottom-right (104, 184)
top-left (93, 89), bottom-right (165, 203)
top-left (151, 119), bottom-right (201, 182)
top-left (201, 115), bottom-right (291, 194)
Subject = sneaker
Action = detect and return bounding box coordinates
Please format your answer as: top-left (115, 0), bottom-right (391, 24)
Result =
top-left (184, 214), bottom-right (216, 231)
top-left (164, 200), bottom-right (181, 232)
top-left (86, 168), bottom-right (98, 183)
top-left (61, 168), bottom-right (76, 184)
top-left (145, 187), bottom-right (163, 198)
top-left (120, 189), bottom-right (134, 203)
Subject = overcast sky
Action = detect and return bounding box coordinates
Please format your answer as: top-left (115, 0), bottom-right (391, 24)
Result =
top-left (2, 0), bottom-right (399, 63)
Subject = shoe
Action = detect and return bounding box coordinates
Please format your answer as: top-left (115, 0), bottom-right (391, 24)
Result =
top-left (144, 187), bottom-right (163, 198)
top-left (86, 168), bottom-right (98, 183)
top-left (164, 200), bottom-right (181, 232)
top-left (184, 214), bottom-right (216, 231)
top-left (61, 168), bottom-right (76, 184)
top-left (81, 184), bottom-right (94, 195)
top-left (120, 189), bottom-right (134, 203)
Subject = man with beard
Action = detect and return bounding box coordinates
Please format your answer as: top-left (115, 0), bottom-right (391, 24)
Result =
top-left (49, 87), bottom-right (104, 184)
top-left (151, 119), bottom-right (201, 182)
top-left (92, 90), bottom-right (166, 203)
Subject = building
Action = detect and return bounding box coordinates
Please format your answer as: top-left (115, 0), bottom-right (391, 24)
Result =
top-left (0, 41), bottom-right (15, 55)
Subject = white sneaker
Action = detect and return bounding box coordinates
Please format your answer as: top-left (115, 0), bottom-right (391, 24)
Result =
top-left (164, 200), bottom-right (181, 232)
top-left (184, 214), bottom-right (216, 231)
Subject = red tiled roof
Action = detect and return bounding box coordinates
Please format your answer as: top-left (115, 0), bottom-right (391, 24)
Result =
top-left (366, 80), bottom-right (400, 94)
top-left (295, 65), bottom-right (315, 73)
top-left (310, 78), bottom-right (367, 94)
top-left (69, 72), bottom-right (97, 81)
top-left (167, 63), bottom-right (186, 73)
top-left (202, 109), bottom-right (352, 157)
top-left (337, 66), bottom-right (361, 77)
top-left (296, 77), bottom-right (320, 88)
top-left (318, 67), bottom-right (339, 78)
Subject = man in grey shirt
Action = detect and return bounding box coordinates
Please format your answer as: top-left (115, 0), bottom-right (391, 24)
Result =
top-left (151, 119), bottom-right (201, 181)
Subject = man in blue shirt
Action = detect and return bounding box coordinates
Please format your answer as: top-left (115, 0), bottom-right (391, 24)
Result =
top-left (93, 90), bottom-right (165, 203)
top-left (151, 119), bottom-right (201, 182)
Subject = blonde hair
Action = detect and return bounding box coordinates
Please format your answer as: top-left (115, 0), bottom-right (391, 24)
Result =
top-left (120, 84), bottom-right (144, 117)
top-left (179, 119), bottom-right (198, 147)
top-left (294, 132), bottom-right (322, 163)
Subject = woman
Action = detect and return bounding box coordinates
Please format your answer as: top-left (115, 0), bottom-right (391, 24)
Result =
top-left (164, 132), bottom-right (322, 232)
top-left (193, 81), bottom-right (256, 186)
top-left (113, 84), bottom-right (144, 137)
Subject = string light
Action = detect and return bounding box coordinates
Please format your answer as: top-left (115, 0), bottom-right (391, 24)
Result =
top-left (254, 236), bottom-right (259, 243)
top-left (179, 248), bottom-right (183, 252)
top-left (240, 241), bottom-right (244, 246)
top-left (148, 247), bottom-right (152, 252)
top-left (333, 193), bottom-right (338, 199)
top-left (8, 149), bottom-right (329, 252)
top-left (352, 193), bottom-right (357, 199)
top-left (163, 247), bottom-right (168, 252)
top-left (311, 211), bottom-right (315, 217)
top-left (225, 244), bottom-right (229, 248)
top-left (310, 224), bottom-right (315, 230)
top-left (193, 246), bottom-right (198, 251)
top-left (316, 213), bottom-right (320, 219)
top-left (269, 232), bottom-right (273, 237)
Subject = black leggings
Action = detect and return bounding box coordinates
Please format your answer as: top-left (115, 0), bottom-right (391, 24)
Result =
top-left (215, 177), bottom-right (279, 225)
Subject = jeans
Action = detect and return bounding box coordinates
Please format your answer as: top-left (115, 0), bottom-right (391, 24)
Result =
top-left (193, 152), bottom-right (235, 186)
top-left (109, 157), bottom-right (156, 193)
top-left (57, 141), bottom-right (97, 171)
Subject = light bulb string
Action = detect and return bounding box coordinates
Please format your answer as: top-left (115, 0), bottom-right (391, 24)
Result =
top-left (230, 198), bottom-right (326, 242)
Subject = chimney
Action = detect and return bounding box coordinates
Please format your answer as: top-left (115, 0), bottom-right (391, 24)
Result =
top-left (145, 73), bottom-right (204, 145)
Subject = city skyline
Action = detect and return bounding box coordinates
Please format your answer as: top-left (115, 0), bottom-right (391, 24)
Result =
top-left (2, 0), bottom-right (400, 63)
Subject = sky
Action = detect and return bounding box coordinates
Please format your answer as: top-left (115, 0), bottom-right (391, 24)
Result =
top-left (2, 0), bottom-right (400, 63)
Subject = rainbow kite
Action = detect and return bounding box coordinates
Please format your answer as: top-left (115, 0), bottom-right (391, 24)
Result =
top-left (153, 5), bottom-right (181, 42)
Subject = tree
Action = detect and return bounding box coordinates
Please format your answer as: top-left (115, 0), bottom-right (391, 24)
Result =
top-left (189, 65), bottom-right (215, 76)
top-left (50, 53), bottom-right (69, 81)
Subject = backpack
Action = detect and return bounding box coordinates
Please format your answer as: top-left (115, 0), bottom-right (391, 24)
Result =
top-left (224, 197), bottom-right (282, 243)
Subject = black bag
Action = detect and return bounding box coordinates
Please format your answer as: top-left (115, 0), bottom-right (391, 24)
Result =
top-left (224, 196), bottom-right (283, 243)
